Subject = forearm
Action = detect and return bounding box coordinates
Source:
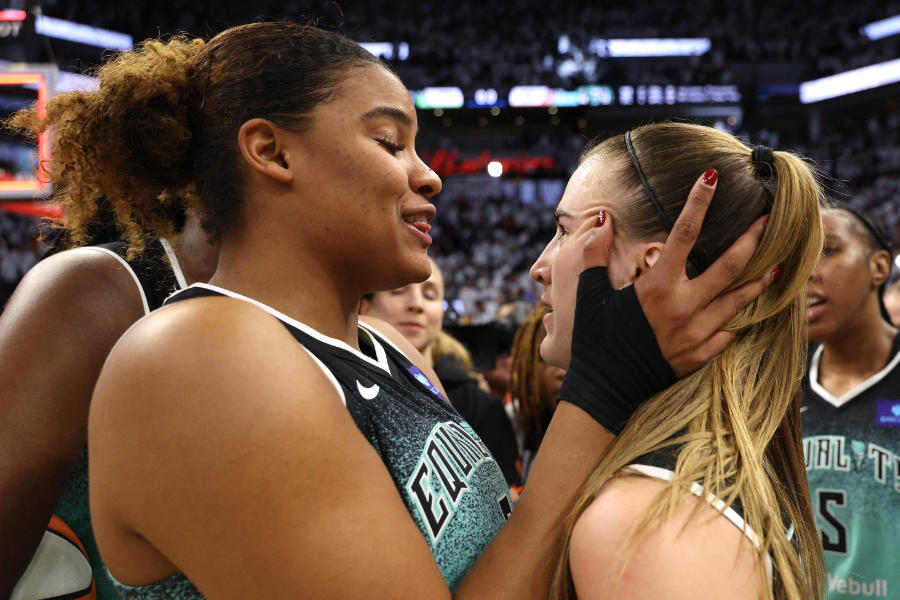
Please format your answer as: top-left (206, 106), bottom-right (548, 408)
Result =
top-left (0, 457), bottom-right (74, 595)
top-left (456, 402), bottom-right (614, 599)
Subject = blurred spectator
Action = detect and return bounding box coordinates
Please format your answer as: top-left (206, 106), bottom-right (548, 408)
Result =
top-left (508, 304), bottom-right (565, 484)
top-left (359, 259), bottom-right (520, 485)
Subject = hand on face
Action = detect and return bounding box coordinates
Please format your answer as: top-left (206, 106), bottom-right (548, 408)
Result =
top-left (631, 170), bottom-right (777, 377)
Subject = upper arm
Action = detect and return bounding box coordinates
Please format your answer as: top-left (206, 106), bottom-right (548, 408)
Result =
top-left (0, 249), bottom-right (145, 455)
top-left (0, 248), bottom-right (145, 591)
top-left (90, 300), bottom-right (450, 599)
top-left (568, 476), bottom-right (765, 600)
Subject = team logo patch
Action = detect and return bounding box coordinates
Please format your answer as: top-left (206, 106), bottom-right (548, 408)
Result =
top-left (408, 365), bottom-right (445, 399)
top-left (875, 399), bottom-right (900, 427)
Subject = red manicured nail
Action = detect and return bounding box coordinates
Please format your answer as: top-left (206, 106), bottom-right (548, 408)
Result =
top-left (595, 210), bottom-right (606, 227)
top-left (702, 168), bottom-right (718, 186)
top-left (772, 266), bottom-right (783, 281)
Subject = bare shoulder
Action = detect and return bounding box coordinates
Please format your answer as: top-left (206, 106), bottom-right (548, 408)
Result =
top-left (92, 295), bottom-right (338, 427)
top-left (0, 247), bottom-right (149, 450)
top-left (568, 474), bottom-right (765, 600)
top-left (89, 297), bottom-right (449, 596)
top-left (2, 246), bottom-right (146, 331)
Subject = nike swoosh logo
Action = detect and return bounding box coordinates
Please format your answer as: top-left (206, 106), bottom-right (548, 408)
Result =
top-left (800, 406), bottom-right (808, 413)
top-left (357, 381), bottom-right (380, 400)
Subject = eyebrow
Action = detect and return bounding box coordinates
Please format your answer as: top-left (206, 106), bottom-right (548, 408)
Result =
top-left (361, 106), bottom-right (414, 130)
top-left (554, 209), bottom-right (573, 222)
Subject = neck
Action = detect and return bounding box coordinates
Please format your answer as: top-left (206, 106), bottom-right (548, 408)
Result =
top-left (171, 216), bottom-right (220, 285)
top-left (422, 345), bottom-right (434, 365)
top-left (819, 306), bottom-right (897, 380)
top-left (208, 240), bottom-right (362, 348)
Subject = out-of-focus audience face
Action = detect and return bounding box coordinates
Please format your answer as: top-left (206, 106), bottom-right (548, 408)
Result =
top-left (361, 260), bottom-right (445, 354)
top-left (540, 359), bottom-right (566, 405)
top-left (883, 285), bottom-right (900, 327)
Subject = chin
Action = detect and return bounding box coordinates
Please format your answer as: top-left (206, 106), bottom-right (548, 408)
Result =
top-left (540, 337), bottom-right (570, 370)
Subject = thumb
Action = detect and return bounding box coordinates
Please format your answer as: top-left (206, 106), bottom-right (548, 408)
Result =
top-left (583, 209), bottom-right (614, 270)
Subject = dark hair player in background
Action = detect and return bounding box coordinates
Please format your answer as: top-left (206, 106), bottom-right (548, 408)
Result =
top-left (803, 203), bottom-right (899, 600)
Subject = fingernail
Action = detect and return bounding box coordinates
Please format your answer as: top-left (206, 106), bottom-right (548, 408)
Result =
top-left (595, 209), bottom-right (606, 227)
top-left (702, 168), bottom-right (718, 186)
top-left (772, 266), bottom-right (783, 281)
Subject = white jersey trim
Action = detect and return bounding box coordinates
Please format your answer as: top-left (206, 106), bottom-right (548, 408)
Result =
top-left (298, 345), bottom-right (347, 407)
top-left (357, 321), bottom-right (421, 369)
top-left (158, 238), bottom-right (188, 290)
top-left (808, 343), bottom-right (900, 408)
top-left (76, 246), bottom-right (150, 315)
top-left (620, 464), bottom-right (774, 585)
top-left (185, 283), bottom-right (393, 374)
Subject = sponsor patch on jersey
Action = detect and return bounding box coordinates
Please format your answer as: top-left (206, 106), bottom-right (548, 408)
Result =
top-left (875, 399), bottom-right (900, 427)
top-left (408, 365), bottom-right (445, 399)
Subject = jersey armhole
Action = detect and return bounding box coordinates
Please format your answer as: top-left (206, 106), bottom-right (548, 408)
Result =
top-left (298, 345), bottom-right (347, 407)
top-left (74, 246), bottom-right (150, 315)
top-left (619, 463), bottom-right (774, 585)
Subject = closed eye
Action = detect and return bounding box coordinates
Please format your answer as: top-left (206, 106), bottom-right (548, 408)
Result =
top-left (377, 138), bottom-right (406, 154)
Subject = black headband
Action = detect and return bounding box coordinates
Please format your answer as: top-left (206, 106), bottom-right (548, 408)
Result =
top-left (624, 131), bottom-right (704, 274)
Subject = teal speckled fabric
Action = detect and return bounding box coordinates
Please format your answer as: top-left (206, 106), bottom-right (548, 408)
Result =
top-left (108, 570), bottom-right (202, 599)
top-left (54, 447), bottom-right (120, 599)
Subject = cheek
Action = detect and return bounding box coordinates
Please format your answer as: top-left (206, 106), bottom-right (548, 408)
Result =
top-left (371, 297), bottom-right (406, 322)
top-left (425, 303), bottom-right (444, 330)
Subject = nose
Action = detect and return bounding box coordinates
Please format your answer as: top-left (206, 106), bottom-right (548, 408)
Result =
top-left (530, 242), bottom-right (553, 286)
top-left (406, 288), bottom-right (425, 312)
top-left (412, 155), bottom-right (442, 198)
top-left (809, 258), bottom-right (823, 283)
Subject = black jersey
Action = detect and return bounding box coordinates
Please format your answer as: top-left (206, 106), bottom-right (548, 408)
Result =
top-left (92, 238), bottom-right (187, 312)
top-left (802, 338), bottom-right (900, 599)
top-left (164, 283), bottom-right (512, 591)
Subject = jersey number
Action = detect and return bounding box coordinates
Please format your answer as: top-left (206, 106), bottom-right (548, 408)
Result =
top-left (817, 490), bottom-right (847, 554)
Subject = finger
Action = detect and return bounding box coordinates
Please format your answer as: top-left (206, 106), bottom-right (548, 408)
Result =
top-left (694, 263), bottom-right (777, 332)
top-left (692, 213), bottom-right (769, 305)
top-left (671, 329), bottom-right (737, 377)
top-left (581, 210), bottom-right (614, 270)
top-left (654, 168), bottom-right (718, 279)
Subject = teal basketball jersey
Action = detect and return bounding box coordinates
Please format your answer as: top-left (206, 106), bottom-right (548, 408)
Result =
top-left (802, 339), bottom-right (900, 599)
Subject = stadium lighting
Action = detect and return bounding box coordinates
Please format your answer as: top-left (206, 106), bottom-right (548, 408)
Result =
top-left (586, 38), bottom-right (711, 57)
top-left (800, 57), bottom-right (900, 103)
top-left (486, 161), bottom-right (503, 177)
top-left (0, 9), bottom-right (26, 21)
top-left (861, 15), bottom-right (900, 41)
top-left (35, 15), bottom-right (132, 51)
top-left (412, 87), bottom-right (464, 109)
top-left (361, 42), bottom-right (410, 61)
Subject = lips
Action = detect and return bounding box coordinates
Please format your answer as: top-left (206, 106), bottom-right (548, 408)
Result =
top-left (807, 294), bottom-right (826, 322)
top-left (402, 204), bottom-right (436, 247)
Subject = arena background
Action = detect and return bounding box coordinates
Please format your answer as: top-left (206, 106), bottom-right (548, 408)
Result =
top-left (0, 0), bottom-right (897, 324)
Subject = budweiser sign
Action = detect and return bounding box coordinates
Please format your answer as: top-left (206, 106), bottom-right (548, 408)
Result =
top-left (422, 149), bottom-right (556, 176)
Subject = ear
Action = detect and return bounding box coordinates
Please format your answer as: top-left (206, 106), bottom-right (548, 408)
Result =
top-left (642, 242), bottom-right (665, 272)
top-left (870, 249), bottom-right (892, 287)
top-left (608, 238), bottom-right (664, 288)
top-left (236, 118), bottom-right (294, 184)
top-left (359, 296), bottom-right (372, 315)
